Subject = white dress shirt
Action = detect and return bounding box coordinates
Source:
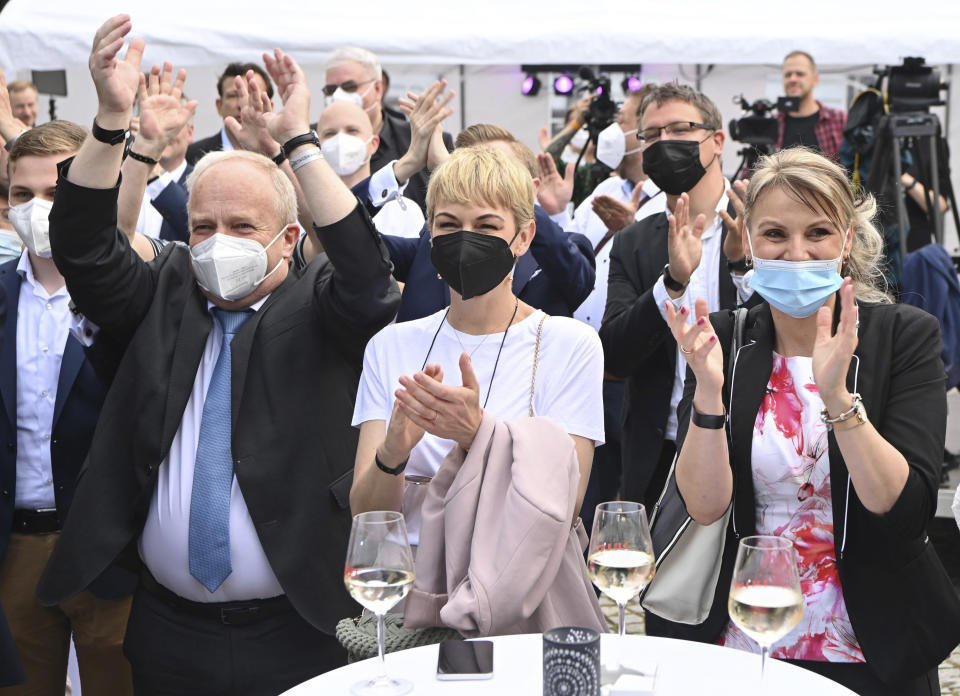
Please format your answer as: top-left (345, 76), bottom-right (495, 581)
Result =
top-left (569, 176), bottom-right (665, 331)
top-left (134, 159), bottom-right (189, 239)
top-left (139, 296), bottom-right (285, 602)
top-left (366, 162), bottom-right (423, 237)
top-left (652, 193), bottom-right (755, 441)
top-left (219, 127), bottom-right (235, 153)
top-left (14, 251), bottom-right (71, 510)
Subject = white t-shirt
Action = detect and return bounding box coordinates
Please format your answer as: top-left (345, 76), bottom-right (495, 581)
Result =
top-left (353, 308), bottom-right (605, 544)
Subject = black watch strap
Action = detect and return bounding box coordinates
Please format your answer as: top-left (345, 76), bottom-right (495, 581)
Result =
top-left (375, 453), bottom-right (408, 476)
top-left (92, 119), bottom-right (128, 146)
top-left (271, 151), bottom-right (287, 166)
top-left (692, 406), bottom-right (726, 430)
top-left (127, 150), bottom-right (159, 166)
top-left (281, 131), bottom-right (321, 159)
top-left (662, 264), bottom-right (687, 292)
top-left (727, 257), bottom-right (749, 273)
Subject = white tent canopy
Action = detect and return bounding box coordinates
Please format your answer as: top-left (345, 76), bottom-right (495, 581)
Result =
top-left (2, 0), bottom-right (960, 72)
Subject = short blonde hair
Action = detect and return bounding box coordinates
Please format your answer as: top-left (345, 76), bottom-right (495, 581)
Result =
top-left (427, 145), bottom-right (535, 234)
top-left (744, 147), bottom-right (891, 304)
top-left (186, 150), bottom-right (297, 228)
top-left (8, 120), bottom-right (85, 178)
top-left (7, 80), bottom-right (37, 96)
top-left (455, 124), bottom-right (538, 179)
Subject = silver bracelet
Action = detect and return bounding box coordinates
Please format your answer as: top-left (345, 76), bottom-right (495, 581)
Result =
top-left (290, 146), bottom-right (323, 172)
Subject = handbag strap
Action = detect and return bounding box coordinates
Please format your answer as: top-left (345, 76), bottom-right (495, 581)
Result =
top-left (725, 307), bottom-right (748, 447)
top-left (529, 313), bottom-right (547, 417)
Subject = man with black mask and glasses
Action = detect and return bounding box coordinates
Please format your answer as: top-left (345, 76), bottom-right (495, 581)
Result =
top-left (600, 85), bottom-right (758, 609)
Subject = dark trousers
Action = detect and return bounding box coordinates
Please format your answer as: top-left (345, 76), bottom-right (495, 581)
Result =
top-left (644, 439), bottom-right (676, 512)
top-left (580, 380), bottom-right (626, 533)
top-left (787, 659), bottom-right (940, 696)
top-left (123, 584), bottom-right (347, 696)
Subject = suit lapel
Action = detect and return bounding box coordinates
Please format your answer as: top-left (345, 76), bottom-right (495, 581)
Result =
top-left (160, 289), bottom-right (212, 448)
top-left (717, 201), bottom-right (738, 310)
top-left (52, 338), bottom-right (84, 428)
top-left (511, 251), bottom-right (537, 296)
top-left (0, 267), bottom-right (19, 430)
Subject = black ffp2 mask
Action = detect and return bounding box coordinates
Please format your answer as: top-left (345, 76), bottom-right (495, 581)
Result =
top-left (431, 230), bottom-right (518, 300)
top-left (642, 139), bottom-right (709, 195)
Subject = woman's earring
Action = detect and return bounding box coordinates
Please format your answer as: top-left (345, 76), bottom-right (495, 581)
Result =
top-left (745, 257), bottom-right (753, 268)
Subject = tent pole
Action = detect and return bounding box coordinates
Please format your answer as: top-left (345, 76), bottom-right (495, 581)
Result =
top-left (459, 65), bottom-right (466, 133)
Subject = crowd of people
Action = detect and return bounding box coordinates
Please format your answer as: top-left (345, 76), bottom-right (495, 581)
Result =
top-left (0, 13), bottom-right (957, 696)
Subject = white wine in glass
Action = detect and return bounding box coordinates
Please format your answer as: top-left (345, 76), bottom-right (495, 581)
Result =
top-left (587, 500), bottom-right (655, 678)
top-left (728, 536), bottom-right (803, 683)
top-left (344, 511), bottom-right (415, 696)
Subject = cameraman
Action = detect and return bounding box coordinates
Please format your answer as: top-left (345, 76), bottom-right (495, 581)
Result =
top-left (543, 95), bottom-right (596, 207)
top-left (777, 51), bottom-right (846, 160)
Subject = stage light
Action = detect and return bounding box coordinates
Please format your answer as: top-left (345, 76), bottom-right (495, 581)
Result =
top-left (622, 75), bottom-right (643, 93)
top-left (522, 74), bottom-right (542, 97)
top-left (553, 74), bottom-right (574, 95)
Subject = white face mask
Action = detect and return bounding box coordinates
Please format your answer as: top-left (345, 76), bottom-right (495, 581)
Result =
top-left (324, 82), bottom-right (376, 112)
top-left (190, 228), bottom-right (286, 302)
top-left (8, 197), bottom-right (53, 258)
top-left (596, 122), bottom-right (640, 170)
top-left (321, 132), bottom-right (372, 177)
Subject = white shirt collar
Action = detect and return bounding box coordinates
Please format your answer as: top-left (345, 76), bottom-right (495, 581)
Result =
top-left (219, 127), bottom-right (235, 152)
top-left (16, 250), bottom-right (68, 298)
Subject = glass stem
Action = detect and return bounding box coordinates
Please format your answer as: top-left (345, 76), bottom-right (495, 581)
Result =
top-left (617, 601), bottom-right (627, 637)
top-left (376, 611), bottom-right (388, 680)
top-left (760, 645), bottom-right (769, 684)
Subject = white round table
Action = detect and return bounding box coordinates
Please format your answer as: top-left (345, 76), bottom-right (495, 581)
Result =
top-left (282, 633), bottom-right (857, 695)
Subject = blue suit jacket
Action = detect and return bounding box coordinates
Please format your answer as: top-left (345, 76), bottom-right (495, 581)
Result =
top-left (152, 164), bottom-right (193, 244)
top-left (381, 205), bottom-right (595, 322)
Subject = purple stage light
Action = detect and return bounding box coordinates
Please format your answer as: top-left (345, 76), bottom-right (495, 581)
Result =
top-left (626, 76), bottom-right (643, 92)
top-left (522, 74), bottom-right (541, 96)
top-left (553, 74), bottom-right (574, 95)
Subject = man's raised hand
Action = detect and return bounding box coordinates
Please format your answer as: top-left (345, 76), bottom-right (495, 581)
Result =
top-left (224, 72), bottom-right (280, 157)
top-left (261, 49), bottom-right (311, 145)
top-left (136, 63), bottom-right (197, 159)
top-left (89, 15), bottom-right (144, 128)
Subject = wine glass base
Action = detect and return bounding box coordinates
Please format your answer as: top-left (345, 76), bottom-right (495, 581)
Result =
top-left (350, 676), bottom-right (413, 696)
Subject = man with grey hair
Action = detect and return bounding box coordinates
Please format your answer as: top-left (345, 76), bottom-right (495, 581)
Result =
top-left (324, 45), bottom-right (453, 212)
top-left (38, 16), bottom-right (400, 693)
top-left (600, 84), bottom-right (758, 607)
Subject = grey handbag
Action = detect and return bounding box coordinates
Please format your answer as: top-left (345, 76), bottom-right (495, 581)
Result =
top-left (639, 307), bottom-right (747, 625)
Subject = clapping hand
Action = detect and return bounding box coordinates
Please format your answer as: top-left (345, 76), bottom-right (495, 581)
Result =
top-left (592, 184), bottom-right (646, 232)
top-left (89, 15), bottom-right (144, 129)
top-left (378, 364), bottom-right (444, 468)
top-left (665, 298), bottom-right (723, 396)
top-left (719, 179), bottom-right (749, 264)
top-left (224, 71), bottom-right (280, 157)
top-left (260, 49), bottom-right (311, 146)
top-left (394, 80), bottom-right (455, 183)
top-left (0, 67), bottom-right (30, 142)
top-left (813, 278), bottom-right (858, 416)
top-left (395, 353), bottom-right (483, 451)
top-left (135, 62), bottom-right (197, 160)
top-left (667, 192), bottom-right (707, 293)
top-left (536, 153), bottom-right (575, 216)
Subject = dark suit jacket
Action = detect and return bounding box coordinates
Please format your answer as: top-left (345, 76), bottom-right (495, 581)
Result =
top-left (370, 111), bottom-right (454, 214)
top-left (600, 210), bottom-right (748, 504)
top-left (673, 301), bottom-right (960, 683)
top-left (0, 278), bottom-right (20, 687)
top-left (185, 131), bottom-right (223, 166)
top-left (152, 164), bottom-right (193, 244)
top-left (37, 163), bottom-right (400, 634)
top-left (382, 205), bottom-right (595, 322)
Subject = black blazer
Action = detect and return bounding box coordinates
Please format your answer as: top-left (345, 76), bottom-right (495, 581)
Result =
top-left (674, 300), bottom-right (960, 683)
top-left (185, 131), bottom-right (223, 166)
top-left (37, 164), bottom-right (401, 634)
top-left (599, 210), bottom-right (745, 503)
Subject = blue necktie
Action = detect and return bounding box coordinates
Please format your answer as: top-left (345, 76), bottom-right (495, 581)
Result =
top-left (188, 308), bottom-right (253, 593)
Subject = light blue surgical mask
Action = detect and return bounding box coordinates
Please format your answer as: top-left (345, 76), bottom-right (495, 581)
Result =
top-left (745, 230), bottom-right (847, 318)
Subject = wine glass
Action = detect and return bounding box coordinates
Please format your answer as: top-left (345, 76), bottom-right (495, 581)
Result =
top-left (727, 535), bottom-right (803, 683)
top-left (344, 511), bottom-right (415, 696)
top-left (587, 501), bottom-right (655, 673)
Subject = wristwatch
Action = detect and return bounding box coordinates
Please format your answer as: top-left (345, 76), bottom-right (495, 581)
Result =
top-left (92, 119), bottom-right (128, 146)
top-left (662, 264), bottom-right (687, 293)
top-left (281, 131), bottom-right (321, 159)
top-left (820, 393), bottom-right (867, 432)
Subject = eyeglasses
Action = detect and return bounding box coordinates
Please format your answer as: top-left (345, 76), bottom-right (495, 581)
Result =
top-left (639, 121), bottom-right (713, 144)
top-left (321, 79), bottom-right (375, 97)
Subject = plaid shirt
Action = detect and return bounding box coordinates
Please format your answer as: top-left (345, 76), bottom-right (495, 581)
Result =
top-left (776, 101), bottom-right (847, 161)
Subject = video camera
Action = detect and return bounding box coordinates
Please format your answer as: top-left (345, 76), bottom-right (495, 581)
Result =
top-left (577, 67), bottom-right (619, 136)
top-left (874, 57), bottom-right (947, 113)
top-left (728, 95), bottom-right (800, 147)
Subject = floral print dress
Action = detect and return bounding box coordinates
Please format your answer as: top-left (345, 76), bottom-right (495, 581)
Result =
top-left (719, 353), bottom-right (865, 662)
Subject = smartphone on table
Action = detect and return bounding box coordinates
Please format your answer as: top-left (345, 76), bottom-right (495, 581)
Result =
top-left (436, 639), bottom-right (494, 680)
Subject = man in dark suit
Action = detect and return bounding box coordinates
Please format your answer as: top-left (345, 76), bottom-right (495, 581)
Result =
top-left (324, 46), bottom-right (453, 212)
top-left (600, 83), bottom-right (755, 518)
top-left (1, 121), bottom-right (136, 692)
top-left (38, 17), bottom-right (399, 695)
top-left (185, 62), bottom-right (273, 165)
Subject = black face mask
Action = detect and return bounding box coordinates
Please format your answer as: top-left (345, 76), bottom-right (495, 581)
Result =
top-left (431, 229), bottom-right (518, 300)
top-left (642, 138), bottom-right (711, 196)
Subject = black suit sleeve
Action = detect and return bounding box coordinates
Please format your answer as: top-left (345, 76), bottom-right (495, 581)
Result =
top-left (311, 203), bottom-right (400, 357)
top-left (49, 162), bottom-right (157, 347)
top-left (599, 222), bottom-right (672, 377)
